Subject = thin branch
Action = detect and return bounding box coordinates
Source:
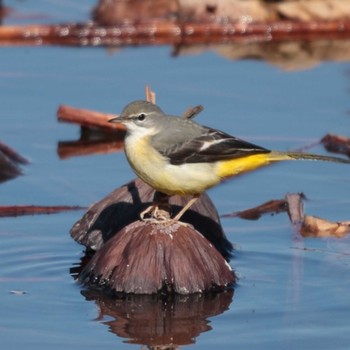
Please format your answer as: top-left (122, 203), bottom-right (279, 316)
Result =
top-left (0, 205), bottom-right (85, 217)
top-left (182, 105), bottom-right (204, 119)
top-left (221, 199), bottom-right (287, 219)
top-left (1, 20), bottom-right (350, 47)
top-left (57, 105), bottom-right (124, 131)
top-left (145, 85), bottom-right (156, 104)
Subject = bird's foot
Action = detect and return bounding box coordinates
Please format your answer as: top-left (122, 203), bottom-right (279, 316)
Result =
top-left (140, 205), bottom-right (193, 228)
top-left (140, 205), bottom-right (171, 222)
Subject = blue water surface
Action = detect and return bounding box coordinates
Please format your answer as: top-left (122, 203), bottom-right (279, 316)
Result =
top-left (1, 1), bottom-right (350, 349)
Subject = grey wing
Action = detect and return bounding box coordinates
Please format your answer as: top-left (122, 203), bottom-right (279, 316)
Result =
top-left (159, 128), bottom-right (271, 165)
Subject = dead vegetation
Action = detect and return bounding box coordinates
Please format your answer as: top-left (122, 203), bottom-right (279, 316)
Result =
top-left (222, 192), bottom-right (350, 238)
top-left (2, 1), bottom-right (350, 70)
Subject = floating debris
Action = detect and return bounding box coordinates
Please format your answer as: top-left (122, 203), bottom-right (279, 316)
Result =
top-left (10, 290), bottom-right (28, 295)
top-left (0, 205), bottom-right (85, 218)
top-left (0, 140), bottom-right (28, 183)
top-left (221, 198), bottom-right (288, 219)
top-left (322, 134), bottom-right (350, 158)
top-left (223, 192), bottom-right (350, 239)
top-left (301, 215), bottom-right (350, 238)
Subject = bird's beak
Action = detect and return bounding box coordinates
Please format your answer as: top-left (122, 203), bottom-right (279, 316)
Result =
top-left (108, 115), bottom-right (127, 123)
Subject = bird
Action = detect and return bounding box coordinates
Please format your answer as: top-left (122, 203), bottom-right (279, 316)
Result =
top-left (109, 100), bottom-right (350, 222)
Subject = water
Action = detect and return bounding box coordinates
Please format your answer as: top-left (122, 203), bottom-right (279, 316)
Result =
top-left (1, 1), bottom-right (350, 349)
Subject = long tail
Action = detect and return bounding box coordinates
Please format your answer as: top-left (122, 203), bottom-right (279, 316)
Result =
top-left (270, 151), bottom-right (350, 164)
top-left (216, 150), bottom-right (349, 181)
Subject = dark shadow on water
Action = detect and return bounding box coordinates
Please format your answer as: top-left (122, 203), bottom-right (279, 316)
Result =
top-left (81, 287), bottom-right (234, 347)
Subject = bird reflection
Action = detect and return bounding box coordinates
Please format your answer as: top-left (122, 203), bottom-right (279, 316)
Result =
top-left (81, 287), bottom-right (234, 348)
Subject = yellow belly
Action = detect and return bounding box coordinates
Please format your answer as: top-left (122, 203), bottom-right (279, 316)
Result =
top-left (124, 135), bottom-right (219, 195)
top-left (124, 135), bottom-right (288, 196)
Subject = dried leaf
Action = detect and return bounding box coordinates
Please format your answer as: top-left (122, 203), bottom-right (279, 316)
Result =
top-left (321, 133), bottom-right (350, 158)
top-left (221, 199), bottom-right (287, 220)
top-left (0, 141), bottom-right (28, 165)
top-left (301, 215), bottom-right (350, 238)
top-left (285, 192), bottom-right (305, 236)
top-left (181, 105), bottom-right (204, 119)
top-left (145, 85), bottom-right (156, 104)
top-left (277, 0), bottom-right (350, 21)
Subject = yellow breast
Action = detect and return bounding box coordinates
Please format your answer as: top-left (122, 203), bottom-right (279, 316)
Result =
top-left (124, 134), bottom-right (220, 195)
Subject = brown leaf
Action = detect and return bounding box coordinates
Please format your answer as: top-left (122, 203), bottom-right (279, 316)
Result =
top-left (321, 133), bottom-right (350, 158)
top-left (301, 215), bottom-right (350, 238)
top-left (0, 141), bottom-right (28, 165)
top-left (221, 199), bottom-right (287, 220)
top-left (181, 105), bottom-right (204, 119)
top-left (285, 192), bottom-right (305, 235)
top-left (145, 85), bottom-right (156, 104)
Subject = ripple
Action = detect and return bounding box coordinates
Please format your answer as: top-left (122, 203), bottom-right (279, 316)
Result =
top-left (0, 233), bottom-right (79, 283)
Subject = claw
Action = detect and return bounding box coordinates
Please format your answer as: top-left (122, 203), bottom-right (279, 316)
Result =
top-left (140, 205), bottom-right (171, 221)
top-left (139, 195), bottom-right (199, 228)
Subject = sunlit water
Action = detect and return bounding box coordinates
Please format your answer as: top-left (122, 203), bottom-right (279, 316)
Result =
top-left (1, 1), bottom-right (350, 349)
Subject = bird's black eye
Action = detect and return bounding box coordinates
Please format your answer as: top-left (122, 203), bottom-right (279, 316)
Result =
top-left (137, 113), bottom-right (146, 121)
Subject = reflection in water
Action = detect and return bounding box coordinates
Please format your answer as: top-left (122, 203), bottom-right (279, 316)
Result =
top-left (81, 288), bottom-right (234, 348)
top-left (177, 39), bottom-right (350, 71)
top-left (71, 253), bottom-right (234, 347)
top-left (57, 127), bottom-right (125, 160)
top-left (70, 246), bottom-right (234, 350)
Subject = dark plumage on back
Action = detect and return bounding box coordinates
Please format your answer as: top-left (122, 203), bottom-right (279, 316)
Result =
top-left (153, 123), bottom-right (270, 165)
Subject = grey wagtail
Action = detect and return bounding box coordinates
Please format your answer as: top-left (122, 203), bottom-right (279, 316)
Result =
top-left (109, 100), bottom-right (350, 222)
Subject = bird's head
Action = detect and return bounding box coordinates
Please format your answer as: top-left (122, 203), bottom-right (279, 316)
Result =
top-left (109, 100), bottom-right (165, 134)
